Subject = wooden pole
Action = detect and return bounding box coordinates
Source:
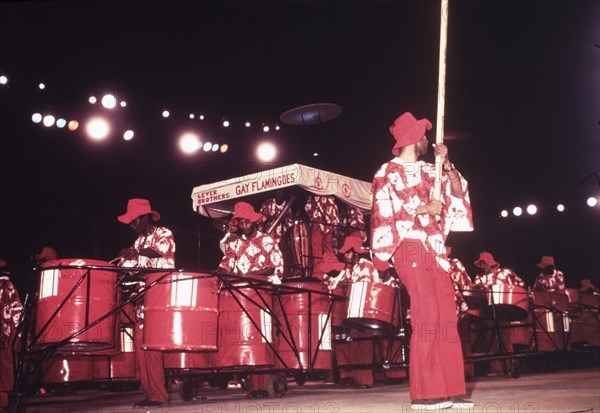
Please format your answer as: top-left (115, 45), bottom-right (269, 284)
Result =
top-left (433, 0), bottom-right (449, 201)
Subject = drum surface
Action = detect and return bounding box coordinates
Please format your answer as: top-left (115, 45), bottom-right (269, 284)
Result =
top-left (484, 284), bottom-right (529, 322)
top-left (460, 285), bottom-right (488, 310)
top-left (343, 281), bottom-right (399, 335)
top-left (273, 279), bottom-right (332, 370)
top-left (36, 259), bottom-right (117, 351)
top-left (143, 272), bottom-right (219, 351)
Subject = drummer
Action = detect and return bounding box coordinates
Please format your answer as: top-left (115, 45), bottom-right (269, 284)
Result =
top-left (445, 247), bottom-right (473, 319)
top-left (323, 235), bottom-right (379, 389)
top-left (473, 251), bottom-right (525, 376)
top-left (304, 195), bottom-right (340, 279)
top-left (217, 201), bottom-right (283, 397)
top-left (533, 256), bottom-right (565, 292)
top-left (258, 189), bottom-right (294, 272)
top-left (0, 258), bottom-right (23, 409)
top-left (117, 198), bottom-right (175, 407)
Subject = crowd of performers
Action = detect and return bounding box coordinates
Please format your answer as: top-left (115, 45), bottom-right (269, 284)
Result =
top-left (1, 112), bottom-right (599, 410)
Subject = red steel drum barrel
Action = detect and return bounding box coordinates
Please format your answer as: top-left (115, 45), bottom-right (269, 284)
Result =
top-left (484, 284), bottom-right (529, 322)
top-left (343, 281), bottom-right (399, 335)
top-left (143, 272), bottom-right (219, 351)
top-left (290, 221), bottom-right (311, 270)
top-left (41, 355), bottom-right (93, 384)
top-left (210, 285), bottom-right (273, 368)
top-left (36, 259), bottom-right (117, 351)
top-left (92, 325), bottom-right (136, 380)
top-left (273, 279), bottom-right (332, 370)
top-left (163, 352), bottom-right (211, 369)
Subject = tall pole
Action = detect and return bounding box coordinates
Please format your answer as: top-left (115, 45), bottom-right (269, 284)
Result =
top-left (434, 0), bottom-right (449, 201)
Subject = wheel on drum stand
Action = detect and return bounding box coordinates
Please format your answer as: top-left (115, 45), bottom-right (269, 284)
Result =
top-left (239, 376), bottom-right (251, 392)
top-left (294, 372), bottom-right (307, 386)
top-left (268, 373), bottom-right (287, 398)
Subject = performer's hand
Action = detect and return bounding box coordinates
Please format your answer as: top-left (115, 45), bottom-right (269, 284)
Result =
top-left (432, 143), bottom-right (449, 164)
top-left (425, 200), bottom-right (443, 215)
top-left (119, 247), bottom-right (137, 259)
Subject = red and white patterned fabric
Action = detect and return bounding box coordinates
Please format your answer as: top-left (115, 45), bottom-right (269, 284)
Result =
top-left (447, 258), bottom-right (473, 317)
top-left (219, 231), bottom-right (284, 276)
top-left (341, 206), bottom-right (367, 242)
top-left (474, 267), bottom-right (525, 288)
top-left (323, 258), bottom-right (381, 291)
top-left (0, 276), bottom-right (22, 348)
top-left (304, 195), bottom-right (340, 234)
top-left (258, 198), bottom-right (294, 238)
top-left (370, 159), bottom-right (473, 263)
top-left (118, 227), bottom-right (176, 269)
top-left (533, 269), bottom-right (565, 292)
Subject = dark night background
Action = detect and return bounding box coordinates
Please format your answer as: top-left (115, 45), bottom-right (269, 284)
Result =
top-left (0, 1), bottom-right (598, 298)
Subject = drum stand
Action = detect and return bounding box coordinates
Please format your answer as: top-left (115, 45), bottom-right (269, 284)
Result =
top-left (378, 272), bottom-right (409, 370)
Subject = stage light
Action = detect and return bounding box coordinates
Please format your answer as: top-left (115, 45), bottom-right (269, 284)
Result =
top-left (68, 120), bottom-right (79, 131)
top-left (556, 204), bottom-right (565, 212)
top-left (0, 75), bottom-right (7, 85)
top-left (89, 96), bottom-right (97, 104)
top-left (86, 117), bottom-right (110, 141)
top-left (275, 125), bottom-right (280, 131)
top-left (199, 115), bottom-right (205, 120)
top-left (56, 118), bottom-right (67, 128)
top-left (101, 94), bottom-right (117, 109)
top-left (500, 210), bottom-right (508, 218)
top-left (38, 83), bottom-right (46, 90)
top-left (263, 126), bottom-right (270, 132)
top-left (189, 114), bottom-right (195, 119)
top-left (179, 133), bottom-right (200, 154)
top-left (162, 110), bottom-right (170, 118)
top-left (203, 142), bottom-right (212, 152)
top-left (223, 120), bottom-right (230, 127)
top-left (32, 113), bottom-right (42, 123)
top-left (120, 101), bottom-right (127, 107)
top-left (212, 144), bottom-right (219, 152)
top-left (220, 144), bottom-right (229, 153)
top-left (42, 115), bottom-right (55, 127)
top-left (123, 130), bottom-right (134, 141)
top-left (587, 197), bottom-right (598, 207)
top-left (526, 204), bottom-right (537, 215)
top-left (513, 207), bottom-right (522, 217)
top-left (245, 122), bottom-right (251, 127)
top-left (313, 153), bottom-right (319, 157)
top-left (257, 142), bottom-right (276, 162)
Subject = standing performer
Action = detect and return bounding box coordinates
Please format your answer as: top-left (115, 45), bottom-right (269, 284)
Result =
top-left (0, 259), bottom-right (22, 409)
top-left (370, 112), bottom-right (474, 410)
top-left (217, 201), bottom-right (283, 397)
top-left (118, 198), bottom-right (175, 407)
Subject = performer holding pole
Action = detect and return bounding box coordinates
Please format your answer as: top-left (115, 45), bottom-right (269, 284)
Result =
top-left (370, 1), bottom-right (476, 410)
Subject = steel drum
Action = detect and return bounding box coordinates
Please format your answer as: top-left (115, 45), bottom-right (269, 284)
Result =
top-left (552, 292), bottom-right (569, 313)
top-left (41, 355), bottom-right (93, 384)
top-left (343, 281), bottom-right (399, 335)
top-left (565, 288), bottom-right (580, 306)
top-left (273, 279), bottom-right (332, 370)
top-left (36, 259), bottom-right (117, 351)
top-left (290, 220), bottom-right (311, 270)
top-left (163, 352), bottom-right (211, 369)
top-left (532, 291), bottom-right (553, 311)
top-left (92, 326), bottom-right (136, 380)
top-left (210, 285), bottom-right (273, 368)
top-left (484, 284), bottom-right (529, 322)
top-left (143, 272), bottom-right (219, 351)
top-left (581, 293), bottom-right (600, 310)
top-left (460, 285), bottom-right (488, 310)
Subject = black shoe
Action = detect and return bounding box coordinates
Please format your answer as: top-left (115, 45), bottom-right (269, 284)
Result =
top-left (246, 390), bottom-right (269, 398)
top-left (133, 399), bottom-right (163, 407)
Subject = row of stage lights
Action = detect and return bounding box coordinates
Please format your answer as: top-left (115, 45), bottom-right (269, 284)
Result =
top-left (500, 198), bottom-right (599, 218)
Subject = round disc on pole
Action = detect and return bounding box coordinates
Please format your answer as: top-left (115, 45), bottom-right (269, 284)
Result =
top-left (280, 103), bottom-right (342, 126)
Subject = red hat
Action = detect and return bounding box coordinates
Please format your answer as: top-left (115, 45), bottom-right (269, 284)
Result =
top-left (474, 251), bottom-right (499, 269)
top-left (0, 258), bottom-right (6, 268)
top-left (230, 202), bottom-right (264, 224)
top-left (117, 199), bottom-right (160, 224)
top-left (315, 252), bottom-right (345, 273)
top-left (537, 256), bottom-right (555, 268)
top-left (390, 112), bottom-right (432, 156)
top-left (35, 247), bottom-right (57, 263)
top-left (339, 236), bottom-right (368, 254)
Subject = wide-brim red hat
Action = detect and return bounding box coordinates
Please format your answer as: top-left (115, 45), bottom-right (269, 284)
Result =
top-left (339, 236), bottom-right (368, 254)
top-left (316, 252), bottom-right (345, 273)
top-left (230, 201), bottom-right (264, 224)
top-left (474, 251), bottom-right (499, 269)
top-left (537, 256), bottom-right (555, 268)
top-left (118, 198), bottom-right (160, 224)
top-left (35, 246), bottom-right (57, 262)
top-left (390, 112), bottom-right (432, 156)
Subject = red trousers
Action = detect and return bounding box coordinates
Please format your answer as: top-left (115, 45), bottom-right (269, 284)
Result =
top-left (335, 332), bottom-right (374, 387)
top-left (393, 241), bottom-right (466, 401)
top-left (134, 324), bottom-right (169, 403)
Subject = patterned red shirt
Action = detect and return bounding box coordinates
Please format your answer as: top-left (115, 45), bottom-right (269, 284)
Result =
top-left (474, 267), bottom-right (525, 288)
top-left (0, 276), bottom-right (23, 348)
top-left (341, 206), bottom-right (367, 242)
top-left (304, 195), bottom-right (340, 234)
top-left (259, 198), bottom-right (294, 238)
top-left (118, 226), bottom-right (176, 269)
top-left (323, 258), bottom-right (381, 291)
top-left (370, 159), bottom-right (473, 263)
top-left (533, 270), bottom-right (565, 292)
top-left (447, 258), bottom-right (473, 317)
top-left (219, 231), bottom-right (284, 276)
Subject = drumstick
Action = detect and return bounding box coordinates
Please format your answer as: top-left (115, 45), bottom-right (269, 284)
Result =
top-left (108, 257), bottom-right (121, 264)
top-left (433, 0), bottom-right (449, 201)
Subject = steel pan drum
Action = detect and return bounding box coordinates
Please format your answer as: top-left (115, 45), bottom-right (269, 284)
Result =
top-left (460, 285), bottom-right (488, 310)
top-left (273, 279), bottom-right (332, 370)
top-left (565, 288), bottom-right (580, 305)
top-left (143, 272), bottom-right (218, 351)
top-left (290, 221), bottom-right (311, 269)
top-left (484, 284), bottom-right (529, 322)
top-left (163, 352), bottom-right (211, 369)
top-left (552, 292), bottom-right (569, 313)
top-left (581, 293), bottom-right (600, 309)
top-left (532, 291), bottom-right (553, 311)
top-left (92, 326), bottom-right (136, 380)
top-left (343, 281), bottom-right (399, 335)
top-left (36, 259), bottom-right (117, 351)
top-left (41, 355), bottom-right (93, 384)
top-left (210, 285), bottom-right (273, 368)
